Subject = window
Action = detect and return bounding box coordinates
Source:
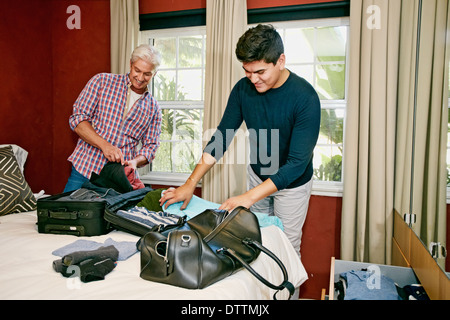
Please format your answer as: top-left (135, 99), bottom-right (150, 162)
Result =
top-left (272, 18), bottom-right (348, 195)
top-left (139, 18), bottom-right (349, 196)
top-left (139, 27), bottom-right (206, 185)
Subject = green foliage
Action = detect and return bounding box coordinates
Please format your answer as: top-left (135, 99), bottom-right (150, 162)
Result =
top-left (151, 75), bottom-right (202, 173)
top-left (314, 154), bottom-right (342, 182)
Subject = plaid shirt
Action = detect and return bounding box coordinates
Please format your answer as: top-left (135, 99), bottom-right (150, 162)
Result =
top-left (68, 73), bottom-right (161, 178)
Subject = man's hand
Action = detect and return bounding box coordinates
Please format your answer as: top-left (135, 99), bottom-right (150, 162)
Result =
top-left (75, 121), bottom-right (124, 164)
top-left (123, 155), bottom-right (148, 170)
top-left (219, 178), bottom-right (278, 212)
top-left (159, 152), bottom-right (216, 210)
top-left (159, 183), bottom-right (196, 210)
top-left (101, 144), bottom-right (124, 164)
top-left (219, 194), bottom-right (254, 212)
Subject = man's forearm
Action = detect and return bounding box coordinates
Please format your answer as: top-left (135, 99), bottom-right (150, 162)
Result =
top-left (74, 120), bottom-right (124, 163)
top-left (74, 121), bottom-right (108, 150)
top-left (186, 152), bottom-right (217, 186)
top-left (130, 155), bottom-right (149, 169)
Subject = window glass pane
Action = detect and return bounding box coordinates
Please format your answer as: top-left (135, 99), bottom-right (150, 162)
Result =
top-left (173, 142), bottom-right (202, 173)
top-left (315, 63), bottom-right (346, 100)
top-left (178, 69), bottom-right (202, 100)
top-left (288, 65), bottom-right (314, 86)
top-left (319, 108), bottom-right (344, 145)
top-left (160, 108), bottom-right (174, 140)
top-left (284, 28), bottom-right (314, 64)
top-left (179, 36), bottom-right (203, 68)
top-left (151, 142), bottom-right (172, 172)
top-left (154, 37), bottom-right (176, 68)
top-left (313, 145), bottom-right (342, 182)
top-left (175, 109), bottom-right (203, 140)
top-left (154, 71), bottom-right (176, 101)
top-left (316, 26), bottom-right (347, 61)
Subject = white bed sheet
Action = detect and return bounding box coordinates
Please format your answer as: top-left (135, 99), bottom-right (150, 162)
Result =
top-left (0, 211), bottom-right (307, 300)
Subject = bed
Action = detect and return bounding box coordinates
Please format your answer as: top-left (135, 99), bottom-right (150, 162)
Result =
top-left (0, 144), bottom-right (308, 300)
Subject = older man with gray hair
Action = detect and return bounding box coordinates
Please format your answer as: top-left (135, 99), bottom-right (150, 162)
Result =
top-left (64, 44), bottom-right (162, 192)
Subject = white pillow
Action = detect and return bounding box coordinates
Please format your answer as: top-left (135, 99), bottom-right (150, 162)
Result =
top-left (0, 144), bottom-right (28, 173)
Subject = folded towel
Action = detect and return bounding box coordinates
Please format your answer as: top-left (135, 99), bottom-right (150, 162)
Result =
top-left (163, 193), bottom-right (284, 230)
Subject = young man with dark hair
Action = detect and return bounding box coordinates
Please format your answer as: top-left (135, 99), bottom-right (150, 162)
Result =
top-left (160, 24), bottom-right (320, 260)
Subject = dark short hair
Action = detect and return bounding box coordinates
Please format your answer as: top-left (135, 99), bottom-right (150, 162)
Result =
top-left (235, 24), bottom-right (284, 65)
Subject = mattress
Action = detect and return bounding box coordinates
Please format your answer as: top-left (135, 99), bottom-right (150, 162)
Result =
top-left (0, 210), bottom-right (307, 300)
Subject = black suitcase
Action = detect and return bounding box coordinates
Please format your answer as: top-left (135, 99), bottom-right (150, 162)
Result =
top-left (37, 191), bottom-right (111, 236)
top-left (37, 186), bottom-right (153, 236)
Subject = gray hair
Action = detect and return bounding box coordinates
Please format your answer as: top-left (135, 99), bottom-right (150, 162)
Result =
top-left (130, 44), bottom-right (161, 72)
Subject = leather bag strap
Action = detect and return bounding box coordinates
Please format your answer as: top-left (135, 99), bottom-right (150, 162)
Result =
top-left (222, 238), bottom-right (295, 300)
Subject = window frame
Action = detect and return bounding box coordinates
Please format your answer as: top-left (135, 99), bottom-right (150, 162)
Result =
top-left (139, 18), bottom-right (350, 197)
top-left (138, 26), bottom-right (206, 185)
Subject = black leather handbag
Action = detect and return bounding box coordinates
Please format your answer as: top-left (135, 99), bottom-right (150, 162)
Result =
top-left (138, 206), bottom-right (295, 299)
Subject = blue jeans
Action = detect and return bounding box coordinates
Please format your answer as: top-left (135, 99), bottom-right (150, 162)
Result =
top-left (64, 166), bottom-right (89, 193)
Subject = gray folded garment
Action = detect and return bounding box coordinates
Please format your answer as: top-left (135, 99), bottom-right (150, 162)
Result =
top-left (62, 245), bottom-right (119, 266)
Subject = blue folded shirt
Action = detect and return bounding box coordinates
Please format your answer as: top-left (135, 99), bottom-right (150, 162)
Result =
top-left (163, 194), bottom-right (284, 230)
top-left (340, 270), bottom-right (400, 300)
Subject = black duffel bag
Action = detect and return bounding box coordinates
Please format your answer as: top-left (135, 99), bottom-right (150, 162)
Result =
top-left (138, 206), bottom-right (295, 299)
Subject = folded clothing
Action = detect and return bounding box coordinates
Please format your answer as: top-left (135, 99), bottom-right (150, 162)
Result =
top-left (90, 162), bottom-right (136, 193)
top-left (116, 206), bottom-right (182, 229)
top-left (397, 284), bottom-right (429, 300)
top-left (340, 270), bottom-right (400, 300)
top-left (124, 166), bottom-right (145, 190)
top-left (62, 245), bottom-right (119, 266)
top-left (57, 187), bottom-right (120, 202)
top-left (52, 238), bottom-right (138, 261)
top-left (137, 188), bottom-right (165, 212)
top-left (53, 256), bottom-right (117, 283)
top-left (163, 192), bottom-right (284, 230)
top-left (52, 245), bottom-right (119, 283)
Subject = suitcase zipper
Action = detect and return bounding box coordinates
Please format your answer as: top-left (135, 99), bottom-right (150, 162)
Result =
top-left (165, 232), bottom-right (173, 275)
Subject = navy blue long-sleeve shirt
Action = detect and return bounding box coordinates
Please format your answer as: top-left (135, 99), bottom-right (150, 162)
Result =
top-left (204, 71), bottom-right (321, 190)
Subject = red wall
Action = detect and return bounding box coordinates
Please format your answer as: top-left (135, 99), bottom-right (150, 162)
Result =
top-left (50, 1), bottom-right (111, 193)
top-left (0, 0), bottom-right (54, 193)
top-left (0, 0), bottom-right (110, 194)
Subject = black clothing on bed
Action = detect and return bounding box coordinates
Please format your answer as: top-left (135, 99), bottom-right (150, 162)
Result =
top-left (52, 245), bottom-right (119, 283)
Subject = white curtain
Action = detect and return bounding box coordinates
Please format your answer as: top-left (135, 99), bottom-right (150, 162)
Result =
top-left (341, 0), bottom-right (401, 264)
top-left (202, 0), bottom-right (248, 203)
top-left (342, 0), bottom-right (449, 265)
top-left (395, 0), bottom-right (449, 252)
top-left (110, 0), bottom-right (139, 74)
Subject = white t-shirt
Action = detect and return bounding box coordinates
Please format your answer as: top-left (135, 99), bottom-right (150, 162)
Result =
top-left (124, 89), bottom-right (143, 119)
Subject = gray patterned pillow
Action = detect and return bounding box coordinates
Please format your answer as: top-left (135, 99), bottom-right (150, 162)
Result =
top-left (0, 146), bottom-right (36, 216)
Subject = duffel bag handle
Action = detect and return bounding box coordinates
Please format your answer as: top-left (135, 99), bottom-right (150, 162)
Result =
top-left (221, 238), bottom-right (295, 300)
